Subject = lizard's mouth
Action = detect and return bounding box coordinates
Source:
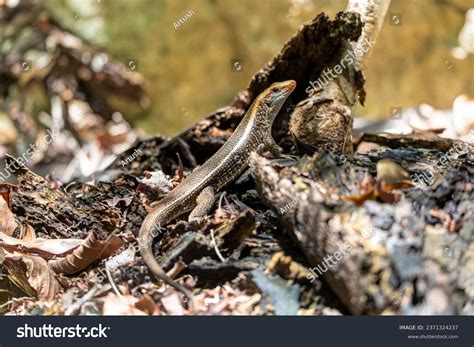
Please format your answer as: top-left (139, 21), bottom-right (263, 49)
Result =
top-left (282, 80), bottom-right (297, 93)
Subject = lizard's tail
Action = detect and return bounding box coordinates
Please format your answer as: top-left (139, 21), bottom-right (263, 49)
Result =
top-left (139, 214), bottom-right (195, 313)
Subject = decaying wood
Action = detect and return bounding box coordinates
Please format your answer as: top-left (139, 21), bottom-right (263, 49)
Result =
top-left (6, 154), bottom-right (137, 240)
top-left (290, 0), bottom-right (390, 155)
top-left (149, 210), bottom-right (256, 272)
top-left (361, 131), bottom-right (474, 152)
top-left (250, 146), bottom-right (473, 315)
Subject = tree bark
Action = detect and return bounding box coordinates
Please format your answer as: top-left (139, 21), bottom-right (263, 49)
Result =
top-left (251, 144), bottom-right (473, 314)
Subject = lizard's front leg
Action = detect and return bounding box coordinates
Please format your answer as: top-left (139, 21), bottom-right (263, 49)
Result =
top-left (263, 133), bottom-right (298, 161)
top-left (263, 133), bottom-right (283, 157)
top-left (188, 186), bottom-right (216, 222)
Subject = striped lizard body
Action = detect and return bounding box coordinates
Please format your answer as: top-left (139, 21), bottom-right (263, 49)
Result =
top-left (139, 80), bottom-right (297, 310)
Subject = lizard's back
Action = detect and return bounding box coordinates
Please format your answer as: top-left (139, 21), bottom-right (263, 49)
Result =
top-left (149, 108), bottom-right (261, 222)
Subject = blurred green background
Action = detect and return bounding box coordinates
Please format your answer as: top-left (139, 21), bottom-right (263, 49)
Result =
top-left (45, 0), bottom-right (474, 136)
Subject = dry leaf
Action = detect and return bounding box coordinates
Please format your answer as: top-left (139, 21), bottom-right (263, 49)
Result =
top-left (376, 158), bottom-right (412, 186)
top-left (0, 231), bottom-right (82, 258)
top-left (345, 181), bottom-right (402, 205)
top-left (102, 293), bottom-right (147, 315)
top-left (0, 184), bottom-right (12, 207)
top-left (104, 196), bottom-right (133, 208)
top-left (135, 294), bottom-right (156, 315)
top-left (3, 254), bottom-right (60, 301)
top-left (0, 196), bottom-right (18, 236)
top-left (429, 209), bottom-right (458, 232)
top-left (161, 292), bottom-right (185, 315)
top-left (138, 170), bottom-right (173, 203)
top-left (49, 230), bottom-right (123, 275)
top-left (344, 188), bottom-right (376, 206)
top-left (345, 161), bottom-right (412, 206)
top-left (21, 224), bottom-right (37, 241)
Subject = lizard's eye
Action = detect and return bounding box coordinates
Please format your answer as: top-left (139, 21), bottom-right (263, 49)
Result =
top-left (271, 87), bottom-right (278, 93)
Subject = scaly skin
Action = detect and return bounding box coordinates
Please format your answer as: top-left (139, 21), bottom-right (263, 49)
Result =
top-left (139, 80), bottom-right (297, 310)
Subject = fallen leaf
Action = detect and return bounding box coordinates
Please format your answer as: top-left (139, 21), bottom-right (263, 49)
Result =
top-left (49, 230), bottom-right (123, 275)
top-left (376, 158), bottom-right (412, 185)
top-left (344, 161), bottom-right (410, 206)
top-left (0, 196), bottom-right (18, 236)
top-left (102, 293), bottom-right (147, 315)
top-left (138, 170), bottom-right (173, 203)
top-left (429, 209), bottom-right (458, 232)
top-left (104, 196), bottom-right (133, 208)
top-left (3, 254), bottom-right (60, 301)
top-left (0, 184), bottom-right (13, 209)
top-left (135, 294), bottom-right (156, 315)
top-left (377, 186), bottom-right (401, 204)
top-left (0, 231), bottom-right (82, 258)
top-left (21, 224), bottom-right (37, 241)
top-left (160, 292), bottom-right (185, 315)
top-left (345, 187), bottom-right (376, 206)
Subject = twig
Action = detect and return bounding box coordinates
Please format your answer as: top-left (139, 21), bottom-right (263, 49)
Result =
top-left (177, 138), bottom-right (197, 168)
top-left (106, 267), bottom-right (123, 297)
top-left (166, 260), bottom-right (187, 279)
top-left (217, 191), bottom-right (238, 215)
top-left (0, 296), bottom-right (31, 310)
top-left (210, 228), bottom-right (226, 263)
top-left (64, 286), bottom-right (99, 316)
top-left (175, 153), bottom-right (184, 183)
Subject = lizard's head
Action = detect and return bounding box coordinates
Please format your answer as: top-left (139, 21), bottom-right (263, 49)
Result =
top-left (258, 80), bottom-right (296, 120)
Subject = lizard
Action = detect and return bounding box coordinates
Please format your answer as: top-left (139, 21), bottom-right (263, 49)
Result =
top-left (138, 80), bottom-right (297, 310)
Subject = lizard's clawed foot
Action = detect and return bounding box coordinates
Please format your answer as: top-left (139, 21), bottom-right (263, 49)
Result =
top-left (278, 153), bottom-right (298, 161)
top-left (267, 151), bottom-right (299, 162)
top-left (261, 150), bottom-right (298, 162)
